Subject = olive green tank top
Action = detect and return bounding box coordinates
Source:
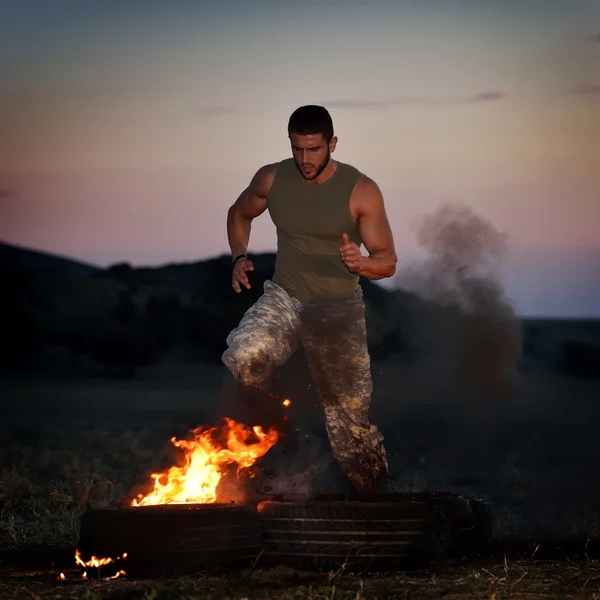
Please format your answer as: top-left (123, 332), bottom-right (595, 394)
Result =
top-left (266, 158), bottom-right (363, 301)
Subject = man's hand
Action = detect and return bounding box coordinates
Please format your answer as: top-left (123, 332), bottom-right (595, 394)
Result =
top-left (232, 257), bottom-right (254, 293)
top-left (340, 233), bottom-right (364, 274)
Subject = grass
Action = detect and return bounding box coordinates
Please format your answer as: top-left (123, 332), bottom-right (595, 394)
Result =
top-left (2, 356), bottom-right (600, 598)
top-left (4, 554), bottom-right (600, 598)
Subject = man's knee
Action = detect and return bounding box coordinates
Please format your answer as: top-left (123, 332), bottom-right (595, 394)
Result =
top-left (221, 280), bottom-right (301, 388)
top-left (222, 344), bottom-right (274, 389)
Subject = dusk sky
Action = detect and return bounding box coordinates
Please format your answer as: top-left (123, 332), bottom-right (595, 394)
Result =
top-left (1, 0), bottom-right (599, 317)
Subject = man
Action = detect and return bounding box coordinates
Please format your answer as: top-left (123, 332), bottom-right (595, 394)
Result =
top-left (222, 105), bottom-right (397, 494)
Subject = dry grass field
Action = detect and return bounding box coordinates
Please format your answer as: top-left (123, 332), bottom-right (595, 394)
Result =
top-left (2, 341), bottom-right (600, 599)
top-left (2, 226), bottom-right (600, 597)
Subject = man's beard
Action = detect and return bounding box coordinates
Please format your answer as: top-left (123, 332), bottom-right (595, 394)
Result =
top-left (296, 150), bottom-right (330, 181)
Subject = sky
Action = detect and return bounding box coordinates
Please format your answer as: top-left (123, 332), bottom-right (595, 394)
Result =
top-left (1, 0), bottom-right (599, 317)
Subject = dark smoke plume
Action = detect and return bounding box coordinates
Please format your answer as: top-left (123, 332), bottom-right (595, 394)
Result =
top-left (395, 202), bottom-right (522, 401)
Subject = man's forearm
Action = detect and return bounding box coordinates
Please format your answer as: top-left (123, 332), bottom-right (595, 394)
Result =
top-left (227, 206), bottom-right (252, 259)
top-left (357, 249), bottom-right (397, 280)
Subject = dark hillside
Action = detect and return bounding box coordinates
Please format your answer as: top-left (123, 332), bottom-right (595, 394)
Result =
top-left (0, 243), bottom-right (415, 376)
top-left (0, 240), bottom-right (99, 276)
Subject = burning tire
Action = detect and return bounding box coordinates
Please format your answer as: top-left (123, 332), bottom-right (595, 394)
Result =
top-left (77, 503), bottom-right (263, 578)
top-left (256, 496), bottom-right (447, 572)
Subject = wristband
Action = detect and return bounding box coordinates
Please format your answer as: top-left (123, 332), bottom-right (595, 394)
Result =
top-left (232, 253), bottom-right (247, 267)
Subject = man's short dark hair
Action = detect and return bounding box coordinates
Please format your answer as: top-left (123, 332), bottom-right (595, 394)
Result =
top-left (288, 105), bottom-right (334, 142)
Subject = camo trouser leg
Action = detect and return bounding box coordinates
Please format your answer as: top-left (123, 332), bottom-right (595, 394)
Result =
top-left (299, 293), bottom-right (389, 494)
top-left (221, 280), bottom-right (302, 428)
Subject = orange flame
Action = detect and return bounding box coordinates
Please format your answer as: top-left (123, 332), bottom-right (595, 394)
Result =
top-left (75, 549), bottom-right (128, 568)
top-left (71, 550), bottom-right (128, 580)
top-left (132, 417), bottom-right (279, 506)
top-left (282, 398), bottom-right (291, 407)
top-left (111, 570), bottom-right (127, 579)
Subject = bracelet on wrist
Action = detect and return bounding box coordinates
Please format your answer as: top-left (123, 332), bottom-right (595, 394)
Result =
top-left (232, 253), bottom-right (247, 267)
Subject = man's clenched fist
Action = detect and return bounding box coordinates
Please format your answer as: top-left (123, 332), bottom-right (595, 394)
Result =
top-left (340, 233), bottom-right (363, 274)
top-left (232, 256), bottom-right (254, 293)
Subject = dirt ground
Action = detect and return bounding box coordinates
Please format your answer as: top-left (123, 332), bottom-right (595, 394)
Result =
top-left (1, 351), bottom-right (600, 599)
top-left (2, 548), bottom-right (600, 599)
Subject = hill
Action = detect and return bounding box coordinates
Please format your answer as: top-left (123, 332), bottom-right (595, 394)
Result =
top-left (1, 240), bottom-right (597, 384)
top-left (0, 241), bottom-right (413, 377)
top-left (0, 240), bottom-right (99, 277)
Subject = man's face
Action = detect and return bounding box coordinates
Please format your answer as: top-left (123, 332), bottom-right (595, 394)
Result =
top-left (289, 133), bottom-right (337, 181)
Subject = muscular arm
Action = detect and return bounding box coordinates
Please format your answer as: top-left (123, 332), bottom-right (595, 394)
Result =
top-left (226, 164), bottom-right (276, 259)
top-left (352, 176), bottom-right (397, 280)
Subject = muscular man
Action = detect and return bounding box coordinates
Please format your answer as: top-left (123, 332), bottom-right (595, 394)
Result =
top-left (222, 105), bottom-right (397, 493)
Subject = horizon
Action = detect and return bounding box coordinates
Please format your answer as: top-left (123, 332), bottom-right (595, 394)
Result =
top-left (1, 0), bottom-right (599, 318)
top-left (3, 236), bottom-right (599, 321)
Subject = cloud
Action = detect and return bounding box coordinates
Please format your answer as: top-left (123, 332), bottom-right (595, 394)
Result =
top-left (0, 188), bottom-right (16, 199)
top-left (568, 83), bottom-right (600, 95)
top-left (196, 93), bottom-right (507, 115)
top-left (469, 91), bottom-right (506, 102)
top-left (323, 91), bottom-right (507, 109)
top-left (200, 105), bottom-right (236, 115)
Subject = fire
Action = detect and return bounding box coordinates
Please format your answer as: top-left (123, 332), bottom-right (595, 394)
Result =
top-left (282, 398), bottom-right (291, 407)
top-left (132, 417), bottom-right (279, 506)
top-left (75, 549), bottom-right (128, 568)
top-left (58, 550), bottom-right (128, 580)
top-left (110, 570), bottom-right (127, 579)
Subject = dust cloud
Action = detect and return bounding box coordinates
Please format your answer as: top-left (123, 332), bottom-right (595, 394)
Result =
top-left (394, 202), bottom-right (522, 402)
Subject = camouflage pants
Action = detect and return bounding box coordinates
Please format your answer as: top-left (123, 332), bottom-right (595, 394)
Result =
top-left (221, 280), bottom-right (388, 493)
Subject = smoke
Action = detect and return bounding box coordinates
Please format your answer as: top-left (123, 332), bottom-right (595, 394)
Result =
top-left (265, 458), bottom-right (333, 498)
top-left (258, 428), bottom-right (351, 498)
top-left (395, 202), bottom-right (522, 401)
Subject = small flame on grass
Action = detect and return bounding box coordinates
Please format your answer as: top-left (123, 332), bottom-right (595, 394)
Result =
top-left (57, 549), bottom-right (129, 580)
top-left (75, 549), bottom-right (128, 568)
top-left (111, 570), bottom-right (127, 579)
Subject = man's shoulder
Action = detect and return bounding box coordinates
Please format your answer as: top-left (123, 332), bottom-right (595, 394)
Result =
top-left (348, 170), bottom-right (384, 215)
top-left (252, 160), bottom-right (292, 197)
top-left (256, 159), bottom-right (293, 179)
top-left (339, 162), bottom-right (376, 187)
top-left (347, 168), bottom-right (381, 195)
top-left (253, 162), bottom-right (278, 187)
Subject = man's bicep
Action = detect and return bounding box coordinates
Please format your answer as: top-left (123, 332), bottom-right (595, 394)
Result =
top-left (235, 164), bottom-right (275, 219)
top-left (357, 180), bottom-right (395, 254)
top-left (237, 187), bottom-right (268, 219)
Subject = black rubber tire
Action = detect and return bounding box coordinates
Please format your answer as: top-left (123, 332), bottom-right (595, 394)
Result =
top-left (309, 491), bottom-right (493, 556)
top-left (257, 497), bottom-right (448, 572)
top-left (77, 503), bottom-right (263, 578)
top-left (400, 493), bottom-right (493, 555)
top-left (467, 496), bottom-right (493, 548)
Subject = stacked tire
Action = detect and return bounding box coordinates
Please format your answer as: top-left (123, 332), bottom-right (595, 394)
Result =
top-left (257, 496), bottom-right (445, 572)
top-left (256, 492), bottom-right (492, 572)
top-left (77, 492), bottom-right (492, 577)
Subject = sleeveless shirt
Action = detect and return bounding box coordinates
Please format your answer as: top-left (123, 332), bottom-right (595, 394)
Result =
top-left (266, 158), bottom-right (363, 301)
